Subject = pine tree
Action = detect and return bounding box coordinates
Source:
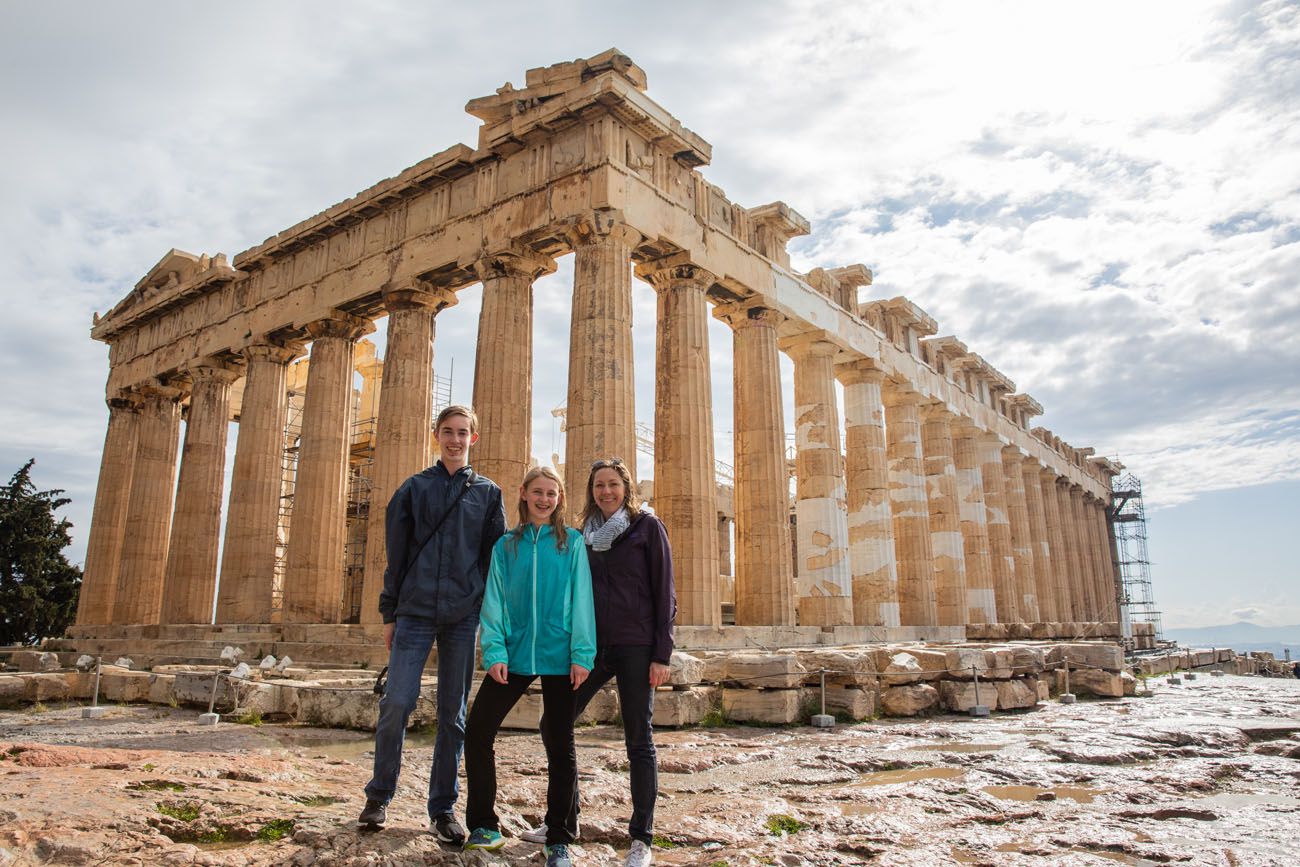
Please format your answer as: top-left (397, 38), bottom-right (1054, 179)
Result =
top-left (0, 460), bottom-right (82, 645)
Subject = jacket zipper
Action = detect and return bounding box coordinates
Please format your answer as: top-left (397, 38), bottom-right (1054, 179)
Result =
top-left (531, 524), bottom-right (539, 673)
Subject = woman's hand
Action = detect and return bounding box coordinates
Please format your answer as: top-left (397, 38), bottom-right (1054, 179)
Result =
top-left (648, 661), bottom-right (670, 688)
top-left (488, 663), bottom-right (509, 684)
top-left (383, 622), bottom-right (395, 651)
top-left (571, 664), bottom-right (589, 690)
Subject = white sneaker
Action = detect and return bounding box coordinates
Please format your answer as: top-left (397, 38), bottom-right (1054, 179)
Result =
top-left (625, 839), bottom-right (653, 867)
top-left (522, 822), bottom-right (582, 845)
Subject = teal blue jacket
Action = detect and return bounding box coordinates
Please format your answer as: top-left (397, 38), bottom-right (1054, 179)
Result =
top-left (480, 524), bottom-right (596, 675)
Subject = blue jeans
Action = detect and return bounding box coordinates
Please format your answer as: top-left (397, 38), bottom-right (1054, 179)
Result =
top-left (364, 613), bottom-right (478, 818)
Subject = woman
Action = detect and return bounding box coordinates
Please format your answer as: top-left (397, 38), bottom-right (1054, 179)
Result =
top-left (526, 457), bottom-right (676, 867)
top-left (462, 466), bottom-right (595, 867)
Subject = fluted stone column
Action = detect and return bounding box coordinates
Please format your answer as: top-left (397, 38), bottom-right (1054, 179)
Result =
top-left (715, 304), bottom-right (795, 625)
top-left (920, 405), bottom-right (967, 626)
top-left (783, 334), bottom-right (852, 626)
top-left (1040, 471), bottom-right (1074, 622)
top-left (838, 361), bottom-right (900, 627)
top-left (1001, 447), bottom-right (1040, 623)
top-left (718, 515), bottom-right (732, 576)
top-left (361, 286), bottom-right (457, 625)
top-left (1082, 492), bottom-right (1111, 622)
top-left (161, 363), bottom-right (240, 624)
top-left (1020, 460), bottom-right (1057, 622)
top-left (1052, 479), bottom-right (1086, 623)
top-left (217, 341), bottom-right (300, 624)
top-left (953, 424), bottom-right (996, 624)
top-left (641, 258), bottom-right (720, 627)
top-left (977, 435), bottom-right (1019, 623)
top-left (76, 396), bottom-right (140, 625)
top-left (883, 384), bottom-right (938, 627)
top-left (113, 384), bottom-right (183, 625)
top-left (1092, 499), bottom-right (1119, 621)
top-left (1067, 485), bottom-right (1099, 620)
top-left (283, 312), bottom-right (373, 623)
top-left (564, 213), bottom-right (641, 505)
top-left (472, 250), bottom-right (554, 490)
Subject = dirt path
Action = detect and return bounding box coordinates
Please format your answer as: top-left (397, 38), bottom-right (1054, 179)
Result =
top-left (1, 673), bottom-right (1297, 865)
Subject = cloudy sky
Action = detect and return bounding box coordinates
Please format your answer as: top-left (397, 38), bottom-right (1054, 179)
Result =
top-left (2, 0), bottom-right (1296, 630)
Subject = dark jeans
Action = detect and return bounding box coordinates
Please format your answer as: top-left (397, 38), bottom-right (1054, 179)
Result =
top-left (570, 645), bottom-right (657, 845)
top-left (465, 673), bottom-right (578, 846)
top-left (364, 613), bottom-right (478, 818)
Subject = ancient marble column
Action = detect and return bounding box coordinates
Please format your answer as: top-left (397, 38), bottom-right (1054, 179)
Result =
top-left (1067, 485), bottom-right (1099, 621)
top-left (783, 333), bottom-right (852, 626)
top-left (837, 361), bottom-right (900, 627)
top-left (283, 312), bottom-right (373, 623)
top-left (161, 362), bottom-right (240, 624)
top-left (1092, 499), bottom-right (1119, 621)
top-left (952, 424), bottom-right (996, 624)
top-left (113, 384), bottom-right (183, 625)
top-left (718, 515), bottom-right (732, 577)
top-left (360, 286), bottom-right (458, 625)
top-left (641, 258), bottom-right (720, 627)
top-left (1040, 471), bottom-right (1075, 622)
top-left (1020, 460), bottom-right (1057, 622)
top-left (977, 435), bottom-right (1019, 623)
top-left (1084, 494), bottom-right (1113, 622)
top-left (217, 341), bottom-right (300, 624)
top-left (882, 383), bottom-right (938, 627)
top-left (472, 250), bottom-right (554, 490)
top-left (564, 214), bottom-right (641, 504)
top-left (1001, 447), bottom-right (1040, 623)
top-left (715, 303), bottom-right (795, 625)
top-left (76, 396), bottom-right (140, 625)
top-left (1052, 479), bottom-right (1086, 623)
top-left (920, 405), bottom-right (968, 626)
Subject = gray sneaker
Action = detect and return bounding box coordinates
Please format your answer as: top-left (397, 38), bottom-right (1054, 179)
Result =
top-left (522, 821), bottom-right (581, 844)
top-left (625, 839), bottom-right (653, 867)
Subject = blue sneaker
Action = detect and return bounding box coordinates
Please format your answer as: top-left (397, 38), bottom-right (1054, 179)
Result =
top-left (464, 827), bottom-right (505, 851)
top-left (545, 843), bottom-right (573, 867)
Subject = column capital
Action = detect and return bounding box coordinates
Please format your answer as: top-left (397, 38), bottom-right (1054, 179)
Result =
top-left (240, 338), bottom-right (304, 365)
top-left (880, 380), bottom-right (924, 408)
top-left (470, 247), bottom-right (556, 283)
top-left (835, 357), bottom-right (887, 385)
top-left (134, 380), bottom-right (186, 404)
top-left (950, 415), bottom-right (983, 437)
top-left (713, 300), bottom-right (785, 330)
top-left (777, 328), bottom-right (838, 358)
top-left (381, 285), bottom-right (458, 315)
top-left (184, 357), bottom-right (243, 385)
top-left (634, 254), bottom-right (715, 293)
top-left (563, 209), bottom-right (644, 249)
top-left (1039, 465), bottom-right (1060, 482)
top-left (304, 310), bottom-right (374, 341)
top-left (1000, 445), bottom-right (1026, 466)
top-left (106, 393), bottom-right (142, 413)
top-left (919, 401), bottom-right (956, 423)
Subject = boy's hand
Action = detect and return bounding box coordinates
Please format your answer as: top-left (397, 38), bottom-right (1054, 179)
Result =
top-left (488, 663), bottom-right (508, 684)
top-left (649, 662), bottom-right (670, 688)
top-left (383, 623), bottom-right (395, 651)
top-left (570, 664), bottom-right (589, 690)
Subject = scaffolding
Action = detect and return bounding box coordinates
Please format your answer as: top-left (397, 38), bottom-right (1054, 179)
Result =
top-left (1110, 472), bottom-right (1162, 648)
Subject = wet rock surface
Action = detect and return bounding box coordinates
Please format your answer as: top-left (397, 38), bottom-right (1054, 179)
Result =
top-left (0, 674), bottom-right (1296, 865)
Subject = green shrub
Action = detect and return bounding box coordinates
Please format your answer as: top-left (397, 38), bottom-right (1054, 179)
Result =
top-left (765, 814), bottom-right (808, 836)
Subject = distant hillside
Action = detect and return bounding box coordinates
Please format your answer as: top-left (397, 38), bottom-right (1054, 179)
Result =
top-left (1164, 621), bottom-right (1300, 658)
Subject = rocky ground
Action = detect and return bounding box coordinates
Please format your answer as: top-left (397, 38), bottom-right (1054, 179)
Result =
top-left (0, 673), bottom-right (1297, 866)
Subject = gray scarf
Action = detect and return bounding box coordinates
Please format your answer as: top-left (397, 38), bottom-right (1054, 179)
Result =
top-left (583, 507), bottom-right (630, 552)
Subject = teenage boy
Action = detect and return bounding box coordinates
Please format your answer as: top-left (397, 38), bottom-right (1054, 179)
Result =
top-left (359, 405), bottom-right (506, 844)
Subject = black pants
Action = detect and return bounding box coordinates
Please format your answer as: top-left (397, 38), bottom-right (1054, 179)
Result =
top-left (569, 645), bottom-right (657, 845)
top-left (464, 673), bottom-right (578, 845)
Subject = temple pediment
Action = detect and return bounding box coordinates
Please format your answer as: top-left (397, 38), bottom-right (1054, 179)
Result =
top-left (92, 248), bottom-right (234, 339)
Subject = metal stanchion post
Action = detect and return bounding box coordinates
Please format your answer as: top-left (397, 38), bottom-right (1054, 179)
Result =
top-left (1185, 647), bottom-right (1197, 680)
top-left (198, 671), bottom-right (222, 725)
top-left (82, 656), bottom-right (107, 719)
top-left (970, 665), bottom-right (990, 717)
top-left (1060, 661), bottom-right (1077, 704)
top-left (811, 668), bottom-right (834, 728)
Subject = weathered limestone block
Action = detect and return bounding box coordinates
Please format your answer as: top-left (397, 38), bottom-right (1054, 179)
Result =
top-left (669, 651), bottom-right (705, 686)
top-left (1216, 648), bottom-right (1233, 663)
top-left (147, 673), bottom-right (176, 705)
top-left (939, 680), bottom-right (996, 712)
top-left (1036, 677), bottom-right (1051, 702)
top-left (229, 681), bottom-right (283, 716)
top-left (502, 691), bottom-right (543, 730)
top-left (944, 647), bottom-right (1012, 680)
top-left (14, 651), bottom-right (62, 672)
top-left (577, 686), bottom-right (619, 725)
top-left (723, 653), bottom-right (805, 688)
top-left (807, 685), bottom-right (877, 720)
top-left (995, 678), bottom-right (1039, 710)
top-left (0, 675), bottom-right (26, 706)
top-left (101, 669), bottom-right (153, 702)
top-left (875, 648), bottom-right (949, 683)
top-left (880, 683), bottom-right (939, 717)
top-left (1055, 668), bottom-right (1123, 698)
top-left (697, 652), bottom-right (729, 684)
top-left (722, 688), bottom-right (802, 724)
top-left (653, 686), bottom-right (718, 726)
top-left (1048, 643), bottom-right (1123, 672)
top-left (1121, 671), bottom-right (1137, 696)
top-left (173, 669), bottom-right (235, 707)
top-left (789, 648), bottom-right (879, 687)
top-left (1008, 646), bottom-right (1045, 675)
top-left (23, 672), bottom-right (78, 702)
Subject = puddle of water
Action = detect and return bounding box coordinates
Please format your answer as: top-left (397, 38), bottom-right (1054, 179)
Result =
top-left (261, 727), bottom-right (437, 763)
top-left (837, 802), bottom-right (882, 816)
top-left (910, 742), bottom-right (1005, 753)
top-left (1070, 847), bottom-right (1158, 866)
top-left (1192, 791), bottom-right (1300, 810)
top-left (982, 784), bottom-right (1103, 804)
top-left (854, 767), bottom-right (965, 786)
top-left (949, 847), bottom-right (981, 863)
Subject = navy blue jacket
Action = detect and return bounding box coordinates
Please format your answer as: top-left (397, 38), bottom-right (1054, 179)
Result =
top-left (378, 462), bottom-right (506, 625)
top-left (587, 512), bottom-right (677, 664)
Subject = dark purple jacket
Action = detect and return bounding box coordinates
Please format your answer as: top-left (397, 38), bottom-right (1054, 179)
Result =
top-left (587, 512), bottom-right (676, 664)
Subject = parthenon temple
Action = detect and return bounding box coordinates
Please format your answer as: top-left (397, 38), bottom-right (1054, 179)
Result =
top-left (69, 50), bottom-right (1126, 658)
